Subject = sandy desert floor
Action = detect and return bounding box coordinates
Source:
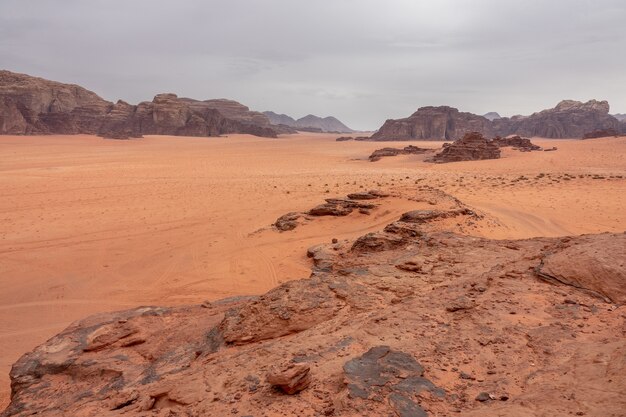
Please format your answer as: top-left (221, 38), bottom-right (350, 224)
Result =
top-left (0, 133), bottom-right (625, 408)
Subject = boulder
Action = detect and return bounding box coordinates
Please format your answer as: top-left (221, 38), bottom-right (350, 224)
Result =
top-left (432, 132), bottom-right (501, 163)
top-left (266, 363), bottom-right (311, 394)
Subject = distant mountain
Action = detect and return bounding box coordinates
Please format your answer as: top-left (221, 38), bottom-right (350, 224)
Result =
top-left (612, 113), bottom-right (626, 121)
top-left (482, 112), bottom-right (501, 121)
top-left (0, 70), bottom-right (279, 139)
top-left (263, 111), bottom-right (354, 133)
top-left (263, 111), bottom-right (297, 126)
top-left (370, 100), bottom-right (620, 141)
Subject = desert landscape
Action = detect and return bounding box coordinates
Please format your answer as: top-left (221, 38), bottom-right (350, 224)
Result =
top-left (2, 1), bottom-right (626, 416)
top-left (1, 130), bottom-right (625, 415)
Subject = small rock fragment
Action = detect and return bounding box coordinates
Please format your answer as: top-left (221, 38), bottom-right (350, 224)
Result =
top-left (266, 363), bottom-right (311, 394)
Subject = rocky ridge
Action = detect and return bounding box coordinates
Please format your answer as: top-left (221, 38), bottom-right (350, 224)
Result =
top-left (0, 70), bottom-right (279, 139)
top-left (368, 145), bottom-right (430, 161)
top-left (432, 132), bottom-right (501, 163)
top-left (3, 186), bottom-right (624, 417)
top-left (371, 100), bottom-right (621, 140)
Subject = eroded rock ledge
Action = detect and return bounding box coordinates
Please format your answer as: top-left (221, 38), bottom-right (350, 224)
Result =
top-left (3, 199), bottom-right (625, 416)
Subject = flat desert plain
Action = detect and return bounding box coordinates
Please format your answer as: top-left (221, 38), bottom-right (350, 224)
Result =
top-left (0, 133), bottom-right (625, 407)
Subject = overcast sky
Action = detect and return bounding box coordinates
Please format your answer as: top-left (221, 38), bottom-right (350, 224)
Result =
top-left (1, 0), bottom-right (625, 130)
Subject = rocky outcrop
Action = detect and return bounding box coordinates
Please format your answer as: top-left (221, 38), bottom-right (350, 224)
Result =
top-left (371, 100), bottom-right (622, 140)
top-left (368, 145), bottom-right (429, 161)
top-left (0, 70), bottom-right (112, 135)
top-left (582, 128), bottom-right (620, 139)
top-left (99, 93), bottom-right (278, 139)
top-left (491, 135), bottom-right (542, 151)
top-left (0, 70), bottom-right (279, 139)
top-left (4, 202), bottom-right (625, 416)
top-left (432, 132), bottom-right (501, 163)
top-left (611, 113), bottom-right (626, 122)
top-left (273, 191), bottom-right (388, 231)
top-left (371, 106), bottom-right (494, 141)
top-left (264, 111), bottom-right (354, 133)
top-left (493, 100), bottom-right (620, 138)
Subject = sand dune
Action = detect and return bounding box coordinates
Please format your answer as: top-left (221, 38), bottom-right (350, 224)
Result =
top-left (0, 133), bottom-right (624, 407)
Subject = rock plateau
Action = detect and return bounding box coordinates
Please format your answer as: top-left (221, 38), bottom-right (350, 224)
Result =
top-left (0, 70), bottom-right (279, 139)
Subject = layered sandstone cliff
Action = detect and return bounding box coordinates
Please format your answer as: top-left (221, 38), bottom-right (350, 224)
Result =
top-left (0, 70), bottom-right (278, 139)
top-left (371, 100), bottom-right (621, 140)
top-left (370, 106), bottom-right (493, 141)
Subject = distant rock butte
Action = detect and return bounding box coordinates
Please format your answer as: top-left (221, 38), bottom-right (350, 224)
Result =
top-left (264, 111), bottom-right (354, 133)
top-left (371, 100), bottom-right (621, 140)
top-left (611, 113), bottom-right (626, 122)
top-left (371, 106), bottom-right (493, 141)
top-left (0, 70), bottom-right (278, 139)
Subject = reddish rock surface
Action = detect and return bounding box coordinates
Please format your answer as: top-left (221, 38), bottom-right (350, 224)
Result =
top-left (0, 70), bottom-right (279, 139)
top-left (582, 128), bottom-right (620, 139)
top-left (493, 100), bottom-right (620, 139)
top-left (370, 100), bottom-right (621, 140)
top-left (368, 145), bottom-right (429, 161)
top-left (3, 188), bottom-right (625, 416)
top-left (371, 106), bottom-right (494, 141)
top-left (491, 135), bottom-right (542, 151)
top-left (432, 132), bottom-right (501, 163)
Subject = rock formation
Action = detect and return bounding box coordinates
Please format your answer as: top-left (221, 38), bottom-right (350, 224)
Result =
top-left (493, 100), bottom-right (620, 138)
top-left (3, 190), bottom-right (625, 416)
top-left (491, 135), bottom-right (542, 151)
top-left (0, 70), bottom-right (279, 139)
top-left (370, 100), bottom-right (622, 140)
top-left (264, 111), bottom-right (354, 133)
top-left (273, 191), bottom-right (389, 231)
top-left (370, 106), bottom-right (494, 141)
top-left (612, 113), bottom-right (626, 122)
top-left (582, 128), bottom-right (620, 139)
top-left (432, 132), bottom-right (501, 163)
top-left (368, 145), bottom-right (429, 161)
top-left (0, 70), bottom-right (112, 135)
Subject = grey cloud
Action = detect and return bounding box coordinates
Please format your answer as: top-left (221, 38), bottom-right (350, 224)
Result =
top-left (1, 0), bottom-right (625, 130)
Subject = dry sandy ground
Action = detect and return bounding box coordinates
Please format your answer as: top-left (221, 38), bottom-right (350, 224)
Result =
top-left (0, 133), bottom-right (625, 408)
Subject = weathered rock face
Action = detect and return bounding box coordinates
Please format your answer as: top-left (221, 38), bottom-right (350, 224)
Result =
top-left (432, 132), bottom-right (501, 163)
top-left (582, 128), bottom-right (620, 139)
top-left (4, 199), bottom-right (625, 416)
top-left (371, 106), bottom-right (494, 141)
top-left (368, 145), bottom-right (429, 161)
top-left (371, 100), bottom-right (622, 140)
top-left (0, 70), bottom-right (112, 135)
top-left (0, 70), bottom-right (279, 139)
top-left (491, 135), bottom-right (542, 151)
top-left (493, 100), bottom-right (620, 138)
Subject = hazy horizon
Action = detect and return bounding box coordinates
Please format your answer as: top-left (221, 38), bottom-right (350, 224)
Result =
top-left (1, 0), bottom-right (625, 130)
